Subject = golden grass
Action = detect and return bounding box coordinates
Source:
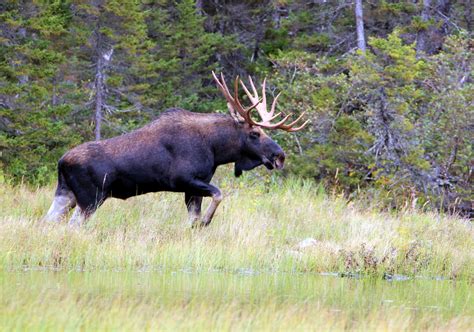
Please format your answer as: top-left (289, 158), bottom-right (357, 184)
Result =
top-left (1, 172), bottom-right (472, 278)
top-left (0, 171), bottom-right (473, 330)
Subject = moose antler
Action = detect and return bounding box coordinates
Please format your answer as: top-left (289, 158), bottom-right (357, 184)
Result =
top-left (211, 71), bottom-right (259, 124)
top-left (212, 71), bottom-right (309, 132)
top-left (240, 76), bottom-right (309, 132)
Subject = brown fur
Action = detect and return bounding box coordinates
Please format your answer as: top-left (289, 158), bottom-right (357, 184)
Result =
top-left (49, 108), bottom-right (285, 227)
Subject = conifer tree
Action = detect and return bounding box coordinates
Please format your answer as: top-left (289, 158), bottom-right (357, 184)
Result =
top-left (145, 0), bottom-right (237, 112)
top-left (66, 0), bottom-right (153, 140)
top-left (0, 0), bottom-right (79, 184)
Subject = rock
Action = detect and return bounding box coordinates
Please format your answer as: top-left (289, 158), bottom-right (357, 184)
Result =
top-left (287, 250), bottom-right (304, 259)
top-left (296, 238), bottom-right (318, 250)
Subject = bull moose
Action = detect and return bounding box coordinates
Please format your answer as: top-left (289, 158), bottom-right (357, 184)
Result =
top-left (45, 72), bottom-right (308, 227)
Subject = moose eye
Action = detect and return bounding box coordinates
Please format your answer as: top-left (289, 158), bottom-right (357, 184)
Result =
top-left (250, 131), bottom-right (260, 139)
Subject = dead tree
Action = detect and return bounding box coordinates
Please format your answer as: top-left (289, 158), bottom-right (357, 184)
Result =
top-left (94, 47), bottom-right (113, 141)
top-left (354, 0), bottom-right (366, 53)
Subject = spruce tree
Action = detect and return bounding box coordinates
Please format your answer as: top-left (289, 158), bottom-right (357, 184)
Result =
top-left (65, 0), bottom-right (153, 140)
top-left (0, 0), bottom-right (79, 184)
top-left (145, 0), bottom-right (235, 112)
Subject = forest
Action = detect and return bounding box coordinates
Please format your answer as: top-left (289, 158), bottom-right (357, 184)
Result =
top-left (1, 0), bottom-right (472, 215)
top-left (1, 2), bottom-right (473, 330)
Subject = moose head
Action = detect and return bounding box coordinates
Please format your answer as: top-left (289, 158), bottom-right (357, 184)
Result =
top-left (212, 71), bottom-right (308, 176)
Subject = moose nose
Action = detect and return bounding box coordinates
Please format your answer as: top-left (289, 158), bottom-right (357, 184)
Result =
top-left (273, 152), bottom-right (285, 169)
top-left (273, 152), bottom-right (285, 161)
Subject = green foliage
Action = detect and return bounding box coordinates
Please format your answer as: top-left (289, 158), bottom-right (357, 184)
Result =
top-left (0, 1), bottom-right (471, 214)
top-left (269, 31), bottom-right (472, 211)
top-left (0, 1), bottom-right (79, 184)
top-left (294, 33), bottom-right (331, 52)
top-left (348, 32), bottom-right (472, 209)
top-left (70, 0), bottom-right (154, 134)
top-left (379, 0), bottom-right (417, 15)
top-left (261, 28), bottom-right (291, 55)
top-left (145, 0), bottom-right (238, 112)
top-left (410, 16), bottom-right (436, 32)
top-left (292, 115), bottom-right (374, 190)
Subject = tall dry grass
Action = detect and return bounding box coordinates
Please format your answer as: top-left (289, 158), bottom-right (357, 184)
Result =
top-left (1, 171), bottom-right (473, 330)
top-left (1, 171), bottom-right (472, 279)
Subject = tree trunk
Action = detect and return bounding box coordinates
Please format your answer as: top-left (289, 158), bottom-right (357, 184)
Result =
top-left (437, 0), bottom-right (453, 36)
top-left (52, 76), bottom-right (58, 106)
top-left (465, 0), bottom-right (472, 31)
top-left (251, 18), bottom-right (264, 62)
top-left (94, 48), bottom-right (113, 141)
top-left (94, 57), bottom-right (104, 141)
top-left (195, 0), bottom-right (203, 15)
top-left (272, 4), bottom-right (282, 29)
top-left (354, 0), bottom-right (366, 53)
top-left (416, 0), bottom-right (431, 55)
top-left (437, 0), bottom-right (452, 15)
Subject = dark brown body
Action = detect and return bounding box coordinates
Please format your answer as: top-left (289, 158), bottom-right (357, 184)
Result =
top-left (45, 108), bottom-right (285, 226)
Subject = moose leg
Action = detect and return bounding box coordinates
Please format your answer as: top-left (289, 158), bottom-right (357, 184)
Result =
top-left (185, 193), bottom-right (202, 227)
top-left (67, 188), bottom-right (106, 227)
top-left (44, 190), bottom-right (76, 223)
top-left (202, 192), bottom-right (222, 226)
top-left (68, 204), bottom-right (98, 228)
top-left (68, 206), bottom-right (86, 227)
top-left (185, 180), bottom-right (222, 227)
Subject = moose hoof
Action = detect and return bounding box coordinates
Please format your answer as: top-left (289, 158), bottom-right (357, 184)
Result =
top-left (200, 220), bottom-right (212, 227)
top-left (190, 220), bottom-right (211, 229)
top-left (188, 217), bottom-right (200, 228)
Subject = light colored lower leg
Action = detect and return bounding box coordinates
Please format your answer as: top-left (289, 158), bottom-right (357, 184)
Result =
top-left (187, 210), bottom-right (201, 227)
top-left (68, 207), bottom-right (86, 227)
top-left (201, 193), bottom-right (223, 226)
top-left (44, 194), bottom-right (76, 223)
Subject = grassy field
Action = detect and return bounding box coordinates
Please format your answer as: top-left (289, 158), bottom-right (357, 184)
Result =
top-left (1, 270), bottom-right (472, 330)
top-left (0, 171), bottom-right (473, 330)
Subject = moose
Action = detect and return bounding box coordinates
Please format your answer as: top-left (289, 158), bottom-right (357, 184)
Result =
top-left (45, 72), bottom-right (308, 227)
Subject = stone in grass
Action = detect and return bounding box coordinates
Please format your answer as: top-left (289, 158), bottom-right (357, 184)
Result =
top-left (296, 238), bottom-right (318, 250)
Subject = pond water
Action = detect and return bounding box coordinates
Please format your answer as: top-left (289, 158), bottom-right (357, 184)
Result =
top-left (1, 270), bottom-right (472, 330)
